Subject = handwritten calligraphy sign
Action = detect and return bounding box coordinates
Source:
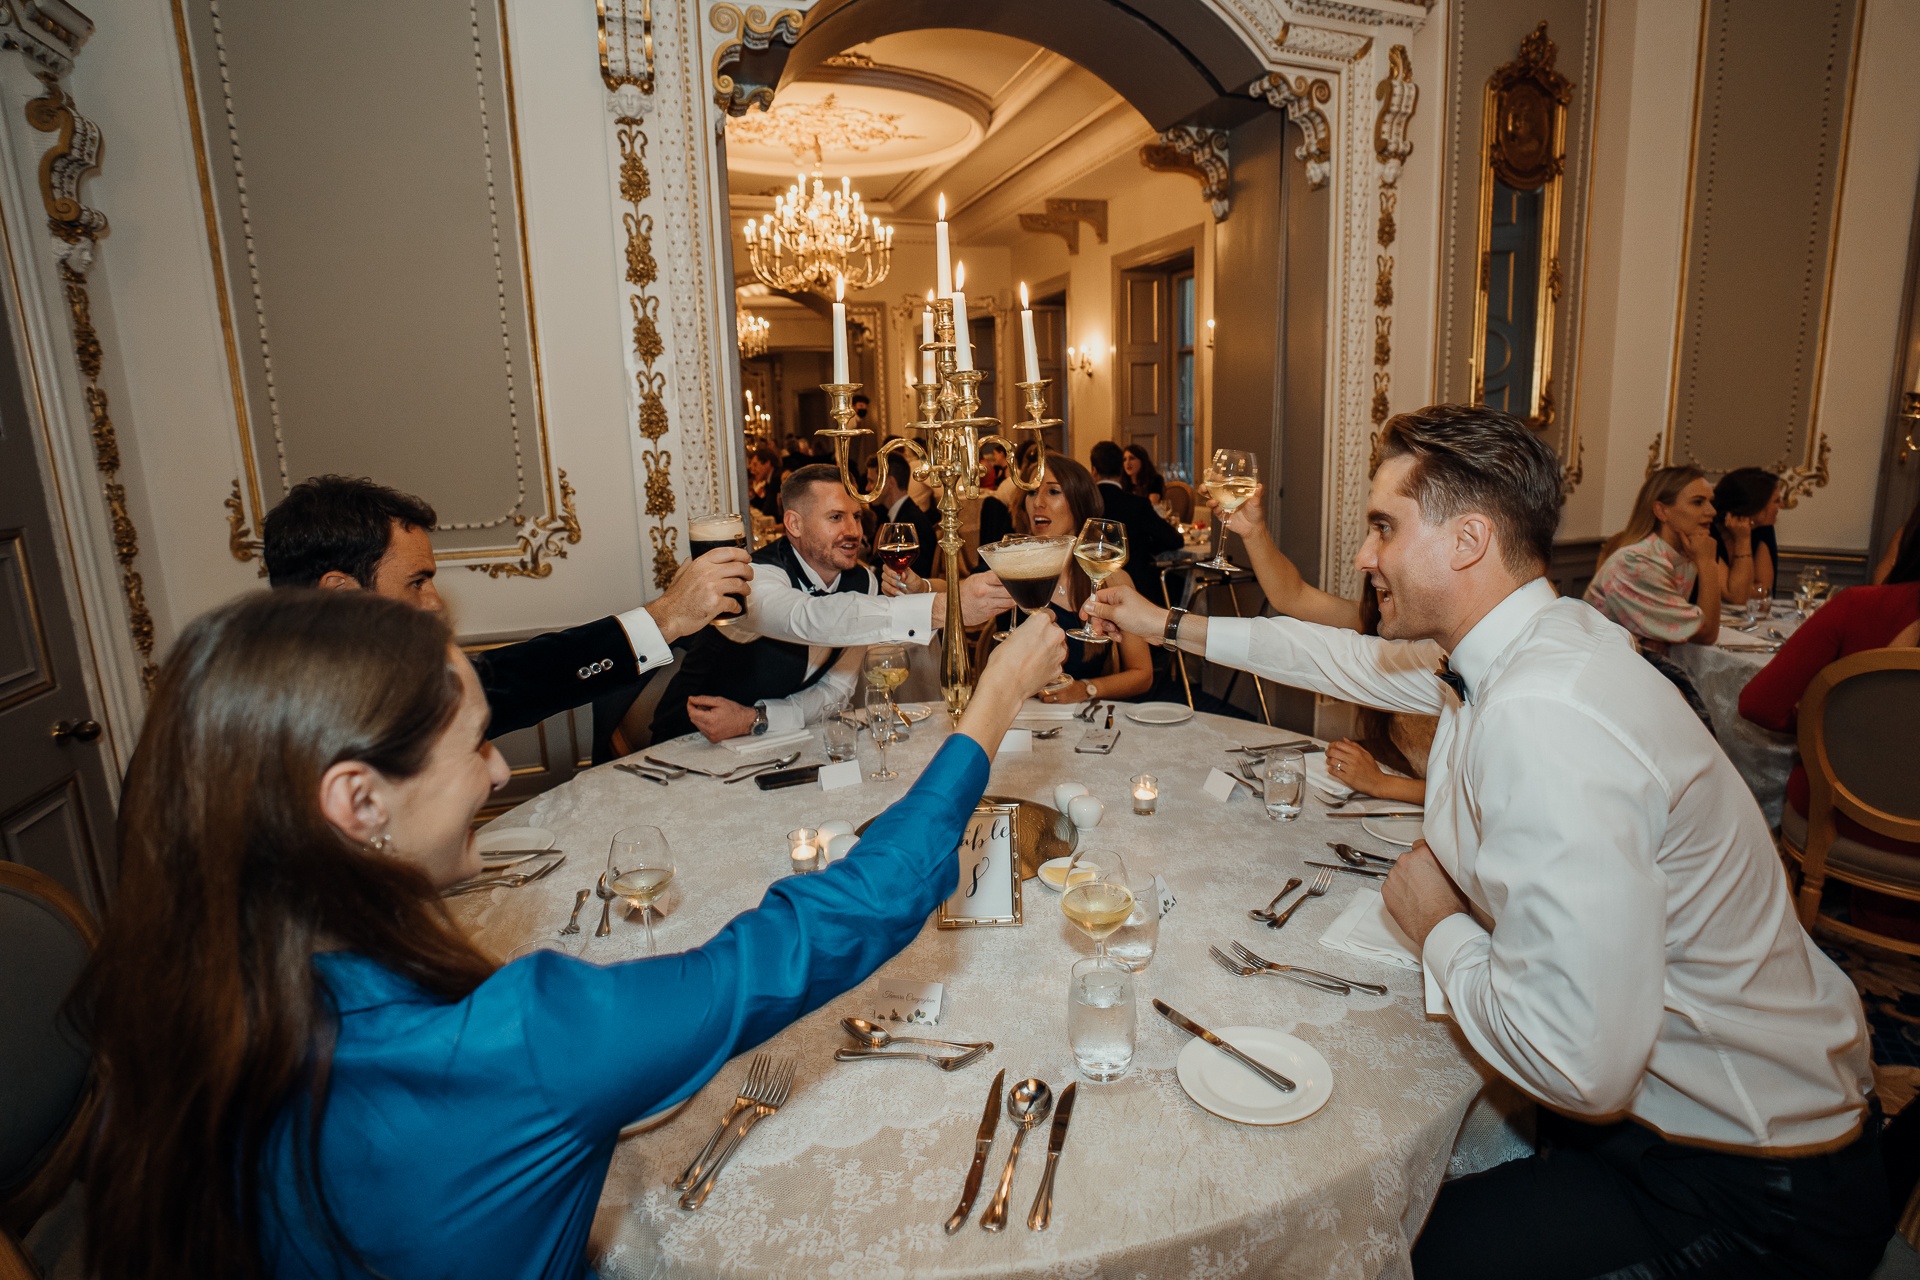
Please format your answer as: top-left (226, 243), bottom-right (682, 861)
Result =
top-left (937, 801), bottom-right (1023, 928)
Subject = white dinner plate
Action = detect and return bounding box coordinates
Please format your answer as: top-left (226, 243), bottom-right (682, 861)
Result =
top-left (620, 1095), bottom-right (692, 1139)
top-left (896, 702), bottom-right (935, 724)
top-left (476, 826), bottom-right (556, 858)
top-left (1175, 1026), bottom-right (1333, 1126)
top-left (1360, 815), bottom-right (1424, 847)
top-left (1035, 856), bottom-right (1101, 892)
top-left (1124, 701), bottom-right (1195, 726)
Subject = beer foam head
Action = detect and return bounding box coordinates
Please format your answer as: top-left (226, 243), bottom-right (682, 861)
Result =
top-left (983, 538), bottom-right (1071, 577)
top-left (689, 512), bottom-right (744, 540)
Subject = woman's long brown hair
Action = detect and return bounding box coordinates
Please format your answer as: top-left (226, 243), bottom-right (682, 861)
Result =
top-left (73, 590), bottom-right (497, 1279)
top-left (1598, 465), bottom-right (1706, 567)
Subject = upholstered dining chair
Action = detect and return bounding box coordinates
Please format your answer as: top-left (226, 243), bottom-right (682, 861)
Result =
top-left (1163, 481), bottom-right (1195, 524)
top-left (0, 862), bottom-right (98, 1275)
top-left (1779, 647), bottom-right (1920, 952)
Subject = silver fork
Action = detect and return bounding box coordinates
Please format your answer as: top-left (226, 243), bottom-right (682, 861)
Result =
top-left (558, 888), bottom-right (590, 935)
top-left (1266, 868), bottom-right (1333, 930)
top-left (1209, 945), bottom-right (1350, 994)
top-left (614, 763), bottom-right (669, 786)
top-left (833, 1044), bottom-right (992, 1070)
top-left (674, 1055), bottom-right (773, 1191)
top-left (441, 856), bottom-right (566, 897)
top-left (1230, 940), bottom-right (1389, 996)
top-left (681, 1058), bottom-right (797, 1210)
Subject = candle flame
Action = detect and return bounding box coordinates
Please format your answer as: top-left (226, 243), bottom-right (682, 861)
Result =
top-left (1020, 282), bottom-right (1030, 309)
top-left (938, 193), bottom-right (946, 221)
top-left (836, 274), bottom-right (845, 302)
top-left (954, 261), bottom-right (965, 291)
top-left (926, 289), bottom-right (933, 304)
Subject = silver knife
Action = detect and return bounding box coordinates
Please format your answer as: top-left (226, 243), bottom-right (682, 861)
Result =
top-left (1026, 1081), bottom-right (1076, 1231)
top-left (943, 1068), bottom-right (1005, 1234)
top-left (1303, 860), bottom-right (1389, 879)
top-left (1152, 999), bottom-right (1295, 1093)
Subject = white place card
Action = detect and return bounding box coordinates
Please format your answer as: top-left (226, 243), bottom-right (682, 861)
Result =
top-left (874, 978), bottom-right (944, 1026)
top-left (817, 760), bottom-right (864, 791)
top-left (998, 728), bottom-right (1033, 754)
top-left (1202, 767), bottom-right (1240, 803)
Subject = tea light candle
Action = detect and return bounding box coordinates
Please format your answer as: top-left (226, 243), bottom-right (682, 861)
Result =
top-left (787, 827), bottom-right (820, 873)
top-left (1131, 773), bottom-right (1158, 815)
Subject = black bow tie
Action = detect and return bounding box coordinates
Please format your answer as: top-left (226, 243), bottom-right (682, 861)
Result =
top-left (1436, 659), bottom-right (1469, 703)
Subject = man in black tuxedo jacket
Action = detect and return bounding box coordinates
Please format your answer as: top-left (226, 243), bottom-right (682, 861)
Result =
top-left (1088, 440), bottom-right (1181, 604)
top-left (262, 475), bottom-right (749, 739)
top-left (875, 452), bottom-right (939, 579)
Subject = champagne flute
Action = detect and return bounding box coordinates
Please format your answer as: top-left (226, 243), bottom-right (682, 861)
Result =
top-left (608, 825), bottom-right (676, 956)
top-left (1202, 449), bottom-right (1258, 570)
top-left (1059, 849), bottom-right (1134, 962)
top-left (864, 685), bottom-right (898, 780)
top-left (1067, 518), bottom-right (1127, 642)
top-left (876, 523), bottom-right (920, 583)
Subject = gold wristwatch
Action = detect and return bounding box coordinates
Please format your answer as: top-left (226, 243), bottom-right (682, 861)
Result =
top-left (1083, 679), bottom-right (1098, 701)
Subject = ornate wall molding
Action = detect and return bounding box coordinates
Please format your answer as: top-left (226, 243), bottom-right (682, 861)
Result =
top-left (1365, 44), bottom-right (1415, 474)
top-left (1018, 198), bottom-right (1109, 255)
top-left (472, 470), bottom-right (583, 579)
top-left (615, 117), bottom-right (680, 590)
top-left (1373, 43), bottom-right (1416, 186)
top-left (0, 0), bottom-right (91, 78)
top-left (598, 0), bottom-right (655, 96)
top-left (1250, 71), bottom-right (1333, 189)
top-left (1139, 126), bottom-right (1232, 221)
top-left (25, 79), bottom-right (157, 692)
top-left (709, 4), bottom-right (803, 117)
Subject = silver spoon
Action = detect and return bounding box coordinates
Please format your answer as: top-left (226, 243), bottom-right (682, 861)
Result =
top-left (594, 870), bottom-right (614, 938)
top-left (1328, 841), bottom-right (1396, 867)
top-left (1032, 726), bottom-right (1065, 740)
top-left (1250, 876), bottom-right (1302, 922)
top-left (980, 1079), bottom-right (1053, 1232)
top-left (842, 1016), bottom-right (990, 1052)
top-left (559, 888), bottom-right (590, 935)
top-left (721, 750), bottom-right (803, 784)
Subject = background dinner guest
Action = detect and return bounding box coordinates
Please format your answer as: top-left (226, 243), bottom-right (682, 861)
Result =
top-left (746, 440), bottom-right (781, 518)
top-left (1084, 404), bottom-right (1887, 1277)
top-left (1874, 494), bottom-right (1920, 585)
top-left (1711, 466), bottom-right (1781, 600)
top-left (1202, 478), bottom-right (1429, 803)
top-left (1019, 454), bottom-right (1152, 705)
top-left (72, 589), bottom-right (1066, 1280)
top-left (876, 451), bottom-right (938, 579)
top-left (1740, 532), bottom-right (1920, 937)
top-left (1088, 441), bottom-right (1181, 604)
top-left (1121, 442), bottom-right (1164, 502)
top-left (1584, 465), bottom-right (1753, 654)
top-left (262, 475), bottom-right (749, 740)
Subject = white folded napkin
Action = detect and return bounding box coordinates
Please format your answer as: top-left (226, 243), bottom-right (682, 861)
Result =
top-left (1320, 888), bottom-right (1451, 1017)
top-left (1305, 753), bottom-right (1355, 801)
top-left (717, 727), bottom-right (814, 755)
top-left (1016, 699), bottom-right (1083, 720)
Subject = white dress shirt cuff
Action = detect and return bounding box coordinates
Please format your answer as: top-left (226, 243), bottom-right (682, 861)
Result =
top-left (614, 606), bottom-right (676, 675)
top-left (1204, 616), bottom-right (1254, 666)
top-left (1422, 912), bottom-right (1488, 983)
top-left (759, 698), bottom-right (805, 733)
top-left (896, 591), bottom-right (938, 644)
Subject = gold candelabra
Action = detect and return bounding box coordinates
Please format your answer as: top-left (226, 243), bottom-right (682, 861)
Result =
top-left (820, 295), bottom-right (1059, 713)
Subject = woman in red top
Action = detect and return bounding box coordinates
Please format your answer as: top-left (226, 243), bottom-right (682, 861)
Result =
top-left (1740, 533), bottom-right (1920, 933)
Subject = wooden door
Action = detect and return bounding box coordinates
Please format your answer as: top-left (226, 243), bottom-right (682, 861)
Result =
top-left (1119, 269), bottom-right (1169, 465)
top-left (0, 299), bottom-right (118, 917)
top-left (1030, 303), bottom-right (1066, 454)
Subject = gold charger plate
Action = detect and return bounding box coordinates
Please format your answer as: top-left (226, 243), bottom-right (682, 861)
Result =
top-left (856, 795), bottom-right (1075, 881)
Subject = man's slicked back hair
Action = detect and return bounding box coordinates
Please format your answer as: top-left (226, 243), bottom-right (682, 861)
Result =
top-left (1377, 404), bottom-right (1562, 576)
top-left (262, 475), bottom-right (437, 589)
top-left (779, 463), bottom-right (847, 513)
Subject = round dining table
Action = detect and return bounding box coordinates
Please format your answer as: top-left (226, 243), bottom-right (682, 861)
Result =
top-left (1667, 609), bottom-right (1804, 827)
top-left (453, 705), bottom-right (1531, 1279)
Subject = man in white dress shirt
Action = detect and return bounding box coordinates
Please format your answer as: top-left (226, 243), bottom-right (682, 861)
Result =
top-left (650, 465), bottom-right (1011, 742)
top-left (1084, 405), bottom-right (1887, 1277)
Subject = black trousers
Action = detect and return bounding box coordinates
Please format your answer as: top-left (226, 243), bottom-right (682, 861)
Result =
top-left (1411, 1110), bottom-right (1890, 1279)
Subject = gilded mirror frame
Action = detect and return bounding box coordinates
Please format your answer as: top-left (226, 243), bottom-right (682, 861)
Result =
top-left (1469, 23), bottom-right (1572, 432)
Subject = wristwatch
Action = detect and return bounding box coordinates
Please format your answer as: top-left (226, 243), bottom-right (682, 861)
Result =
top-left (750, 704), bottom-right (769, 735)
top-left (1163, 607), bottom-right (1188, 648)
top-left (1083, 679), bottom-right (1098, 701)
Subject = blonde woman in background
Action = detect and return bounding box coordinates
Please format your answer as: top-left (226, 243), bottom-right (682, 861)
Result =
top-left (1585, 466), bottom-right (1754, 656)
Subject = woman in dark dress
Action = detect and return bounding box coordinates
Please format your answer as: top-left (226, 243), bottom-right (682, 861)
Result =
top-left (1022, 454), bottom-right (1155, 705)
top-left (1122, 443), bottom-right (1165, 503)
top-left (1710, 467), bottom-right (1780, 602)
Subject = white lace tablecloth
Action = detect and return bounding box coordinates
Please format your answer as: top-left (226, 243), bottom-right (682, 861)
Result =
top-left (454, 710), bottom-right (1530, 1279)
top-left (1668, 612), bottom-right (1802, 827)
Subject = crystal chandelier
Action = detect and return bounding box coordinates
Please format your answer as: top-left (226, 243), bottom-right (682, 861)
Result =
top-left (737, 311), bottom-right (770, 358)
top-left (742, 173), bottom-right (892, 297)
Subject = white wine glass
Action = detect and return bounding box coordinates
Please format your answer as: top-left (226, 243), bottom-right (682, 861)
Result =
top-left (1068, 518), bottom-right (1127, 642)
top-left (1059, 849), bottom-right (1134, 962)
top-left (864, 685), bottom-right (898, 780)
top-left (608, 825), bottom-right (676, 956)
top-left (1202, 449), bottom-right (1258, 570)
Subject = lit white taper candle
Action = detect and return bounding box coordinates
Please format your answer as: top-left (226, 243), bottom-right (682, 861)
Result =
top-left (934, 194), bottom-right (952, 297)
top-left (951, 262), bottom-right (972, 372)
top-left (1020, 282), bottom-right (1040, 383)
top-left (831, 276), bottom-right (850, 384)
top-left (921, 290), bottom-right (936, 384)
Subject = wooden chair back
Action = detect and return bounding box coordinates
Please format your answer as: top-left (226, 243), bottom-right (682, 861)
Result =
top-left (1792, 646), bottom-right (1920, 930)
top-left (1163, 481), bottom-right (1195, 524)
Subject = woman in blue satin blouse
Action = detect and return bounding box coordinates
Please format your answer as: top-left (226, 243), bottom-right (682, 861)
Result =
top-left (73, 589), bottom-right (1065, 1280)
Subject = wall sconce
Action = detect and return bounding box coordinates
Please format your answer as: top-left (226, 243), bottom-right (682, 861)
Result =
top-left (1206, 318), bottom-right (1216, 350)
top-left (1899, 390), bottom-right (1919, 464)
top-left (1065, 345), bottom-right (1096, 378)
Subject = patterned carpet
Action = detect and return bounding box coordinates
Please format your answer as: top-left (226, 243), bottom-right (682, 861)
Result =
top-left (1827, 935), bottom-right (1920, 1114)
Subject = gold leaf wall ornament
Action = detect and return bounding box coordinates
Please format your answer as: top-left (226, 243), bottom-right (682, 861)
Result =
top-left (1776, 433), bottom-right (1831, 509)
top-left (1645, 433), bottom-right (1665, 478)
top-left (1371, 372), bottom-right (1392, 428)
top-left (631, 293), bottom-right (664, 368)
top-left (708, 4), bottom-right (805, 118)
top-left (1248, 72), bottom-right (1334, 190)
top-left (1373, 315), bottom-right (1392, 367)
top-left (1374, 255), bottom-right (1394, 309)
top-left (638, 370), bottom-right (670, 440)
top-left (648, 524), bottom-right (681, 592)
top-left (26, 79), bottom-right (158, 691)
top-left (471, 469), bottom-right (582, 579)
top-left (623, 211), bottom-right (658, 287)
top-left (617, 123), bottom-right (651, 202)
top-left (1377, 188), bottom-right (1397, 249)
top-left (225, 477), bottom-right (263, 568)
top-left (642, 448), bottom-right (675, 517)
top-left (598, 0), bottom-right (656, 96)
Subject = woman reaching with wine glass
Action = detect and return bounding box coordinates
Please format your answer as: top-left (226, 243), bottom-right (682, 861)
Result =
top-left (1021, 454), bottom-right (1153, 705)
top-left (70, 589), bottom-right (1067, 1280)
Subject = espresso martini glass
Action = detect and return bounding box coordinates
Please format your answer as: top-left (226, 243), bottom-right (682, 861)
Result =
top-left (977, 534), bottom-right (1075, 693)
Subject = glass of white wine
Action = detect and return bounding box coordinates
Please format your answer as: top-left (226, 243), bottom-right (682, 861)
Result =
top-left (1059, 849), bottom-right (1134, 962)
top-left (864, 685), bottom-right (899, 780)
top-left (1202, 449), bottom-right (1258, 570)
top-left (608, 825), bottom-right (676, 956)
top-left (1068, 518), bottom-right (1127, 642)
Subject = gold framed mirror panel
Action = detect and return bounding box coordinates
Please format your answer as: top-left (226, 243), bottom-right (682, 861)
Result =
top-left (1469, 24), bottom-right (1572, 432)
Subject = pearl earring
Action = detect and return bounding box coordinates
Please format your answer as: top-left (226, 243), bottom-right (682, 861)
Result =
top-left (367, 833), bottom-right (393, 854)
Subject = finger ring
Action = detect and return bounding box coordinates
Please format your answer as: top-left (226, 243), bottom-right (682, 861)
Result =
top-left (1334, 763), bottom-right (1344, 773)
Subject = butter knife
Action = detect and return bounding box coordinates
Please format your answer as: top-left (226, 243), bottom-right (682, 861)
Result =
top-left (1152, 999), bottom-right (1295, 1093)
top-left (943, 1067), bottom-right (1005, 1234)
top-left (1327, 811), bottom-right (1424, 819)
top-left (1303, 860), bottom-right (1389, 879)
top-left (1026, 1081), bottom-right (1076, 1231)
